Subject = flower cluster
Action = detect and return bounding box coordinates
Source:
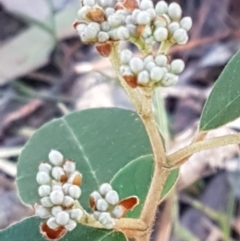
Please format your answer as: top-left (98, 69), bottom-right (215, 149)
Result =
top-left (89, 183), bottom-right (122, 229)
top-left (74, 0), bottom-right (192, 53)
top-left (120, 49), bottom-right (184, 88)
top-left (35, 150), bottom-right (83, 233)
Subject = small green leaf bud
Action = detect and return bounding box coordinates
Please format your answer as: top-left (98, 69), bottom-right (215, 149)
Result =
top-left (50, 190), bottom-right (64, 205)
top-left (41, 197), bottom-right (54, 208)
top-left (65, 219), bottom-right (77, 231)
top-left (48, 150), bottom-right (64, 166)
top-left (36, 171), bottom-right (51, 185)
top-left (38, 185), bottom-right (51, 197)
top-left (129, 57), bottom-right (144, 74)
top-left (47, 217), bottom-right (59, 230)
top-left (137, 70), bottom-right (150, 85)
top-left (105, 190), bottom-right (119, 205)
top-left (56, 211), bottom-right (70, 226)
top-left (153, 27), bottom-right (168, 42)
top-left (96, 198), bottom-right (109, 211)
top-left (69, 185), bottom-right (82, 199)
top-left (170, 59), bottom-right (185, 74)
top-left (168, 2), bottom-right (182, 21)
top-left (51, 206), bottom-right (63, 216)
top-left (155, 1), bottom-right (168, 15)
top-left (99, 183), bottom-right (112, 196)
top-left (180, 17), bottom-right (192, 31)
top-left (150, 67), bottom-right (164, 82)
top-left (39, 163), bottom-right (52, 174)
top-left (35, 205), bottom-right (51, 219)
top-left (70, 209), bottom-right (83, 221)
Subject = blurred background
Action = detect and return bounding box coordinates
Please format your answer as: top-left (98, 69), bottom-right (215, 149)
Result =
top-left (0, 0), bottom-right (240, 240)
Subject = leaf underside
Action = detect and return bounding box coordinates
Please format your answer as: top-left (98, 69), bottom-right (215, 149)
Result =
top-left (200, 51), bottom-right (240, 131)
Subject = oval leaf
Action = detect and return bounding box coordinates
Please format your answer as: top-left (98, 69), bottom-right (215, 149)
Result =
top-left (17, 108), bottom-right (152, 211)
top-left (200, 51), bottom-right (240, 131)
top-left (0, 217), bottom-right (127, 241)
top-left (111, 155), bottom-right (179, 218)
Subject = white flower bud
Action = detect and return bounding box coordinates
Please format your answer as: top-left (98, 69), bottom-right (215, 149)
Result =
top-left (108, 29), bottom-right (119, 40)
top-left (100, 21), bottom-right (111, 32)
top-left (69, 185), bottom-right (81, 199)
top-left (51, 206), bottom-right (63, 216)
top-left (70, 209), bottom-right (83, 221)
top-left (96, 198), bottom-right (109, 211)
top-left (62, 183), bottom-right (72, 195)
top-left (140, 0), bottom-right (154, 10)
top-left (99, 0), bottom-right (113, 8)
top-left (142, 26), bottom-right (152, 38)
top-left (154, 19), bottom-right (167, 28)
top-left (155, 1), bottom-right (168, 15)
top-left (111, 205), bottom-right (124, 218)
top-left (105, 7), bottom-right (115, 17)
top-left (145, 61), bottom-right (156, 72)
top-left (77, 6), bottom-right (91, 20)
top-left (147, 8), bottom-right (157, 20)
top-left (48, 150), bottom-right (64, 166)
top-left (120, 65), bottom-right (133, 76)
top-left (117, 26), bottom-right (130, 40)
top-left (126, 15), bottom-right (134, 24)
top-left (105, 190), bottom-right (119, 205)
top-left (84, 25), bottom-right (99, 40)
top-left (88, 22), bottom-right (100, 32)
top-left (136, 11), bottom-right (151, 25)
top-left (120, 50), bottom-right (133, 64)
top-left (150, 67), bottom-right (164, 82)
top-left (168, 2), bottom-right (182, 21)
top-left (51, 167), bottom-right (65, 181)
top-left (35, 205), bottom-right (51, 219)
top-left (63, 160), bottom-right (76, 174)
top-left (153, 27), bottom-right (168, 42)
top-left (98, 32), bottom-right (109, 42)
top-left (108, 14), bottom-right (122, 28)
top-left (52, 184), bottom-right (63, 192)
top-left (99, 183), bottom-right (112, 196)
top-left (38, 185), bottom-right (51, 197)
top-left (162, 73), bottom-right (179, 86)
top-left (145, 36), bottom-right (155, 45)
top-left (129, 57), bottom-right (144, 74)
top-left (63, 196), bottom-right (75, 208)
top-left (90, 191), bottom-right (102, 202)
top-left (132, 9), bottom-right (140, 21)
top-left (56, 211), bottom-right (70, 226)
top-left (94, 211), bottom-right (101, 220)
top-left (168, 22), bottom-right (180, 34)
top-left (98, 212), bottom-right (115, 229)
top-left (50, 190), bottom-right (64, 205)
top-left (163, 14), bottom-right (171, 24)
top-left (173, 28), bottom-right (188, 44)
top-left (155, 55), bottom-right (168, 67)
top-left (170, 59), bottom-right (185, 74)
top-left (137, 70), bottom-right (150, 85)
top-left (180, 17), bottom-right (192, 31)
top-left (144, 55), bottom-right (154, 65)
top-left (65, 220), bottom-right (77, 231)
top-left (127, 24), bottom-right (137, 36)
top-left (39, 163), bottom-right (52, 174)
top-left (41, 197), bottom-right (54, 208)
top-left (36, 171), bottom-right (51, 185)
top-left (76, 24), bottom-right (87, 34)
top-left (47, 217), bottom-right (59, 230)
top-left (83, 0), bottom-right (96, 6)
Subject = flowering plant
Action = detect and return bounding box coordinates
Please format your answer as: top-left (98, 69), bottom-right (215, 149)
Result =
top-left (1, 0), bottom-right (240, 241)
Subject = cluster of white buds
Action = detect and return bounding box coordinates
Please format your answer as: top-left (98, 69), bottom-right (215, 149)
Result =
top-left (89, 183), bottom-right (125, 229)
top-left (35, 150), bottom-right (83, 233)
top-left (120, 49), bottom-right (185, 88)
top-left (74, 0), bottom-right (192, 56)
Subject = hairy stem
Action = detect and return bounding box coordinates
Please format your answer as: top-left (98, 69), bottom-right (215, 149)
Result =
top-left (167, 133), bottom-right (240, 167)
top-left (115, 218), bottom-right (148, 231)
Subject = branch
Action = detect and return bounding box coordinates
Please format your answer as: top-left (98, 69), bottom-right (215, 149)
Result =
top-left (167, 134), bottom-right (240, 167)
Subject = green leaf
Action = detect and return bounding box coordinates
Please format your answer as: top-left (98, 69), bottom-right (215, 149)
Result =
top-left (200, 51), bottom-right (240, 131)
top-left (111, 155), bottom-right (179, 218)
top-left (0, 217), bottom-right (127, 241)
top-left (17, 108), bottom-right (152, 211)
